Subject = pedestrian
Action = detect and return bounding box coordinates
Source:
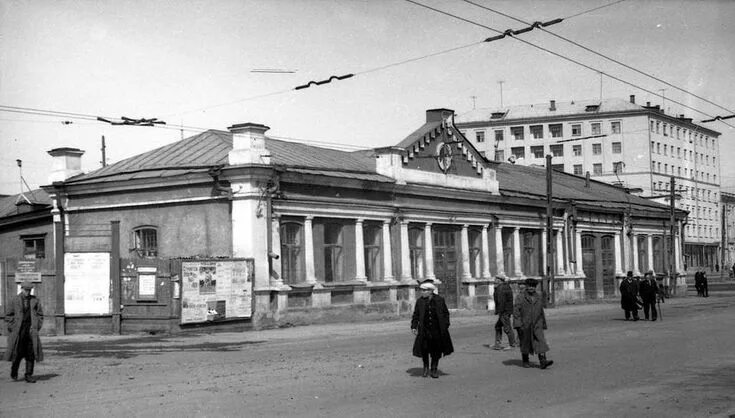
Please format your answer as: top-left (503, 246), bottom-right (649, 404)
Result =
top-left (656, 275), bottom-right (666, 303)
top-left (639, 270), bottom-right (659, 321)
top-left (702, 271), bottom-right (709, 297)
top-left (491, 275), bottom-right (517, 350)
top-left (619, 271), bottom-right (640, 321)
top-left (694, 271), bottom-right (703, 296)
top-left (4, 281), bottom-right (44, 383)
top-left (411, 280), bottom-right (453, 378)
top-left (512, 278), bottom-right (553, 369)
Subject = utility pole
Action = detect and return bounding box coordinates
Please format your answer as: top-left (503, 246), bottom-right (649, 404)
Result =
top-left (546, 155), bottom-right (555, 307)
top-left (670, 176), bottom-right (676, 289)
top-left (498, 81), bottom-right (505, 107)
top-left (599, 72), bottom-right (603, 100)
top-left (100, 135), bottom-right (107, 167)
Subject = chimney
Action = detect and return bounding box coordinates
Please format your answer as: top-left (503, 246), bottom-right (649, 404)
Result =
top-left (585, 171), bottom-right (590, 188)
top-left (646, 101), bottom-right (651, 107)
top-left (549, 100), bottom-right (556, 111)
top-left (425, 108), bottom-right (454, 123)
top-left (47, 147), bottom-right (84, 183)
top-left (227, 123), bottom-right (271, 165)
top-left (630, 95), bottom-right (636, 104)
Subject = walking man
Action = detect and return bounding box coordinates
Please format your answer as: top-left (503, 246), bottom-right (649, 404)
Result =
top-left (492, 276), bottom-right (517, 350)
top-left (513, 278), bottom-right (553, 369)
top-left (619, 271), bottom-right (640, 321)
top-left (4, 281), bottom-right (44, 383)
top-left (639, 270), bottom-right (659, 321)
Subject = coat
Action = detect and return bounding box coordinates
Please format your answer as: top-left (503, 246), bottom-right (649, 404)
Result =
top-left (638, 278), bottom-right (659, 302)
top-left (512, 289), bottom-right (550, 355)
top-left (493, 282), bottom-right (514, 315)
top-left (619, 278), bottom-right (639, 310)
top-left (4, 293), bottom-right (44, 362)
top-left (411, 294), bottom-right (454, 357)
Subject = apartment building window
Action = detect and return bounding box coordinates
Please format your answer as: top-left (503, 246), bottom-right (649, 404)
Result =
top-left (572, 124), bottom-right (582, 136)
top-left (530, 125), bottom-right (543, 139)
top-left (612, 142), bottom-right (622, 154)
top-left (664, 164), bottom-right (668, 173)
top-left (495, 130), bottom-right (504, 142)
top-left (650, 141), bottom-right (655, 152)
top-left (573, 145), bottom-right (582, 156)
top-left (591, 122), bottom-right (601, 135)
top-left (663, 124), bottom-right (668, 136)
top-left (531, 145), bottom-right (544, 158)
top-left (676, 127), bottom-right (681, 139)
top-left (650, 120), bottom-right (654, 132)
top-left (593, 163), bottom-right (602, 175)
top-left (656, 121), bottom-right (660, 133)
top-left (664, 145), bottom-right (667, 156)
top-left (550, 144), bottom-right (563, 157)
top-left (21, 234), bottom-right (46, 259)
top-left (613, 161), bottom-right (623, 174)
top-left (677, 147), bottom-right (681, 157)
top-left (494, 150), bottom-right (505, 162)
top-left (549, 124), bottom-right (563, 138)
top-left (651, 160), bottom-right (656, 171)
top-left (511, 126), bottom-right (524, 140)
top-left (475, 131), bottom-right (485, 143)
top-left (678, 167), bottom-right (681, 176)
top-left (573, 164), bottom-right (583, 175)
top-left (592, 143), bottom-right (602, 155)
top-left (511, 147), bottom-right (525, 159)
top-left (713, 157), bottom-right (716, 166)
top-left (611, 121), bottom-right (621, 134)
top-left (657, 162), bottom-right (661, 172)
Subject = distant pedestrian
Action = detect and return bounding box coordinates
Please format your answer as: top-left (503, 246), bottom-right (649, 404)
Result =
top-left (492, 276), bottom-right (517, 350)
top-left (619, 271), bottom-right (640, 321)
top-left (656, 275), bottom-right (666, 303)
top-left (411, 280), bottom-right (453, 378)
top-left (695, 271), bottom-right (703, 296)
top-left (513, 278), bottom-right (553, 369)
top-left (4, 281), bottom-right (44, 383)
top-left (701, 271), bottom-right (709, 297)
top-left (639, 271), bottom-right (659, 321)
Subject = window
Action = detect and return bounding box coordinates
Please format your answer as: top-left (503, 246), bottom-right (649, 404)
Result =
top-left (677, 147), bottom-right (681, 157)
top-left (592, 143), bottom-right (602, 155)
top-left (612, 142), bottom-right (622, 154)
top-left (132, 226), bottom-right (158, 257)
top-left (21, 234), bottom-right (46, 259)
top-left (573, 145), bottom-right (582, 156)
top-left (663, 124), bottom-right (668, 136)
top-left (549, 124), bottom-right (563, 138)
top-left (656, 121), bottom-right (660, 133)
top-left (280, 222), bottom-right (304, 284)
top-left (572, 124), bottom-right (582, 136)
top-left (550, 144), bottom-right (563, 157)
top-left (593, 163), bottom-right (602, 175)
top-left (573, 164), bottom-right (583, 175)
top-left (676, 127), bottom-right (681, 139)
top-left (611, 121), bottom-right (621, 134)
top-left (323, 223), bottom-right (344, 282)
top-left (591, 122), bottom-right (601, 135)
top-left (531, 145), bottom-right (544, 158)
top-left (409, 227), bottom-right (424, 280)
top-left (494, 149), bottom-right (505, 162)
top-left (613, 162), bottom-right (623, 174)
top-left (530, 125), bottom-right (543, 139)
top-left (657, 143), bottom-right (661, 154)
top-left (651, 160), bottom-right (656, 171)
top-left (494, 130), bottom-right (504, 142)
top-left (511, 147), bottom-right (525, 159)
top-left (650, 120), bottom-right (654, 132)
top-left (511, 126), bottom-right (524, 140)
top-left (678, 167), bottom-right (681, 176)
top-left (664, 164), bottom-right (668, 173)
top-left (363, 224), bottom-right (382, 281)
top-left (475, 131), bottom-right (485, 143)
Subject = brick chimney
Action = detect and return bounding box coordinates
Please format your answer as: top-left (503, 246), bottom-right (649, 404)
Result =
top-left (549, 100), bottom-right (556, 111)
top-left (47, 147), bottom-right (84, 183)
top-left (227, 123), bottom-right (271, 165)
top-left (425, 108), bottom-right (454, 122)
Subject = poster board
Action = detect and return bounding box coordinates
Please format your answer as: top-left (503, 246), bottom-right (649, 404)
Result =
top-left (64, 252), bottom-right (111, 314)
top-left (15, 260), bottom-right (42, 282)
top-left (180, 259), bottom-right (253, 324)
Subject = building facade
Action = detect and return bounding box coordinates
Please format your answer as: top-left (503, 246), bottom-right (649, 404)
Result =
top-left (0, 109), bottom-right (686, 335)
top-left (455, 96), bottom-right (722, 274)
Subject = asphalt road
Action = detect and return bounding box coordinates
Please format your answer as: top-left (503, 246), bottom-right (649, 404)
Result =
top-left (1, 292), bottom-right (734, 418)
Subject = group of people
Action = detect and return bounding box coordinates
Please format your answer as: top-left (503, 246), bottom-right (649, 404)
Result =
top-left (410, 275), bottom-right (553, 378)
top-left (619, 270), bottom-right (662, 321)
top-left (694, 270), bottom-right (709, 297)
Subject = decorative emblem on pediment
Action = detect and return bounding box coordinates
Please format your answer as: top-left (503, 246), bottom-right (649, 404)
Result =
top-left (436, 142), bottom-right (453, 173)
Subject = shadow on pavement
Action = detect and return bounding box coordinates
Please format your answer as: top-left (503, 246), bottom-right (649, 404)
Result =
top-left (502, 359), bottom-right (533, 368)
top-left (405, 367), bottom-right (448, 377)
top-left (47, 339), bottom-right (267, 359)
top-left (33, 373), bottom-right (60, 382)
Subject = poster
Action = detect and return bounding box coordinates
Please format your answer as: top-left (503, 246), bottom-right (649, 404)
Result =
top-left (64, 252), bottom-right (111, 314)
top-left (181, 259), bottom-right (253, 324)
top-left (16, 260), bottom-right (42, 282)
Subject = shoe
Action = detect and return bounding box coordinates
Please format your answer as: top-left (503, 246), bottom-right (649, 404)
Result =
top-left (430, 369), bottom-right (439, 378)
top-left (10, 374), bottom-right (18, 381)
top-left (540, 360), bottom-right (554, 370)
top-left (652, 318), bottom-right (657, 322)
top-left (492, 344), bottom-right (505, 351)
top-left (422, 367), bottom-right (429, 378)
top-left (24, 375), bottom-right (36, 383)
top-left (522, 362), bottom-right (530, 368)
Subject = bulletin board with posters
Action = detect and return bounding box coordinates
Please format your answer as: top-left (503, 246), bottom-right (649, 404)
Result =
top-left (64, 252), bottom-right (111, 315)
top-left (180, 259), bottom-right (254, 324)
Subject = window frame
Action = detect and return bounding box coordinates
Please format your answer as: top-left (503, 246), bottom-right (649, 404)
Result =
top-left (131, 226), bottom-right (158, 258)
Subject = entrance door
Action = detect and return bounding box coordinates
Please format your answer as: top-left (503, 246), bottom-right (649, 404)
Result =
top-left (433, 228), bottom-right (459, 308)
top-left (601, 235), bottom-right (616, 297)
top-left (581, 234), bottom-right (597, 299)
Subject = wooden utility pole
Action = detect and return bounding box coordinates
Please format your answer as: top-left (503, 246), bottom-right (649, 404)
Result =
top-left (546, 155), bottom-right (555, 306)
top-left (670, 176), bottom-right (676, 283)
top-left (100, 135), bottom-right (107, 167)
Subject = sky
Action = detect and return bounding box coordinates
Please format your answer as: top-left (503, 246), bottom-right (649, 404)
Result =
top-left (1, 0), bottom-right (734, 196)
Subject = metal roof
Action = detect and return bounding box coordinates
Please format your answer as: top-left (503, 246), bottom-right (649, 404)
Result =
top-left (456, 98), bottom-right (643, 123)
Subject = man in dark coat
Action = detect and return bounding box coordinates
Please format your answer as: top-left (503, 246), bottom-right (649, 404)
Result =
top-left (694, 271), bottom-right (703, 296)
top-left (639, 270), bottom-right (659, 321)
top-left (4, 281), bottom-right (44, 383)
top-left (512, 278), bottom-right (553, 369)
top-left (492, 276), bottom-right (517, 350)
top-left (619, 271), bottom-right (640, 321)
top-left (701, 270), bottom-right (709, 297)
top-left (411, 280), bottom-right (453, 378)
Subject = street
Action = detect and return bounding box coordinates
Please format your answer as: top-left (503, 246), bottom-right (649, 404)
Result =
top-left (1, 293), bottom-right (734, 418)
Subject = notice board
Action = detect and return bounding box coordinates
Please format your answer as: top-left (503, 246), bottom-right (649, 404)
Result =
top-left (64, 252), bottom-right (111, 314)
top-left (180, 259), bottom-right (253, 324)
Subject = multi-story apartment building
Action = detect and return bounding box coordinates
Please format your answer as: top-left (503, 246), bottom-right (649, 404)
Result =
top-left (455, 95), bottom-right (722, 273)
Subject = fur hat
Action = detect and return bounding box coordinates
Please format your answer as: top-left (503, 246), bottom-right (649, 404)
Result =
top-left (20, 281), bottom-right (34, 290)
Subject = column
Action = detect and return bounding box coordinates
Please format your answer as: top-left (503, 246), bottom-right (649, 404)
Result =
top-left (382, 220), bottom-right (395, 281)
top-left (614, 231), bottom-right (624, 276)
top-left (541, 229), bottom-right (548, 277)
top-left (494, 225), bottom-right (505, 277)
top-left (647, 235), bottom-right (655, 275)
top-left (556, 230), bottom-right (565, 275)
top-left (481, 225), bottom-right (492, 279)
top-left (674, 230), bottom-right (682, 273)
top-left (270, 214), bottom-right (284, 287)
top-left (575, 230), bottom-right (583, 276)
top-left (400, 220), bottom-right (412, 281)
top-left (513, 227), bottom-right (523, 277)
top-left (304, 216), bottom-right (317, 284)
top-left (354, 219), bottom-right (367, 281)
top-left (631, 233), bottom-right (640, 276)
top-left (424, 223), bottom-right (435, 281)
top-left (461, 224), bottom-right (472, 279)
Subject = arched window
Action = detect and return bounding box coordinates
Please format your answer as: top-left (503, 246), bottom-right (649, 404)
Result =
top-left (280, 222), bottom-right (304, 284)
top-left (323, 223), bottom-right (343, 282)
top-left (131, 226), bottom-right (158, 257)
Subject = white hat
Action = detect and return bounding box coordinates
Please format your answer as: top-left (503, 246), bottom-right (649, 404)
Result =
top-left (419, 282), bottom-right (436, 291)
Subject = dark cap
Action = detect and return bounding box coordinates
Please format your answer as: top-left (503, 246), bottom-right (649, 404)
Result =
top-left (524, 278), bottom-right (539, 287)
top-left (20, 281), bottom-right (34, 290)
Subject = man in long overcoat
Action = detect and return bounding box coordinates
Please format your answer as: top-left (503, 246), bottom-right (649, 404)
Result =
top-left (638, 271), bottom-right (659, 321)
top-left (619, 271), bottom-right (640, 321)
top-left (512, 278), bottom-right (553, 369)
top-left (4, 281), bottom-right (44, 383)
top-left (411, 280), bottom-right (453, 378)
top-left (492, 276), bottom-right (517, 350)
